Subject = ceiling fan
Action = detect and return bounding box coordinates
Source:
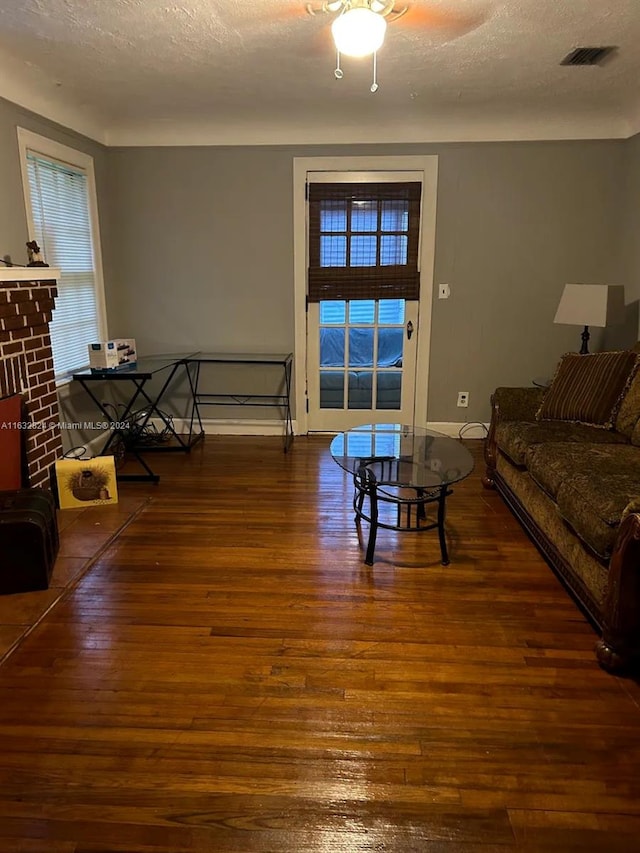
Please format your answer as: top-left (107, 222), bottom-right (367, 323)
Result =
top-left (306, 0), bottom-right (410, 28)
top-left (303, 0), bottom-right (485, 92)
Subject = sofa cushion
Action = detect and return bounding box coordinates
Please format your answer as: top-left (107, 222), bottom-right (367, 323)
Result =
top-left (527, 442), bottom-right (640, 502)
top-left (556, 485), bottom-right (617, 561)
top-left (527, 442), bottom-right (592, 499)
top-left (537, 351), bottom-right (638, 428)
top-left (496, 420), bottom-right (629, 467)
top-left (554, 446), bottom-right (640, 559)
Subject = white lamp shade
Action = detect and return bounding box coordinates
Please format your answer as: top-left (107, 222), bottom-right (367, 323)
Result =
top-left (554, 283), bottom-right (625, 328)
top-left (331, 7), bottom-right (387, 57)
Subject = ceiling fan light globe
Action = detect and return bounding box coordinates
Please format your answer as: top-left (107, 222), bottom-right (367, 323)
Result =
top-left (331, 7), bottom-right (386, 57)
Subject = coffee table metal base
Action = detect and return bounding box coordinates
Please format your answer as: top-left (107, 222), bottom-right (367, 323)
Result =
top-left (353, 464), bottom-right (453, 566)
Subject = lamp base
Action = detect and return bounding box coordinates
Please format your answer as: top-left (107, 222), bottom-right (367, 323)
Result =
top-left (580, 325), bottom-right (590, 355)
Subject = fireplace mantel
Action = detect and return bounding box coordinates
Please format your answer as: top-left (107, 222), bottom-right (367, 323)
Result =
top-left (0, 268), bottom-right (61, 282)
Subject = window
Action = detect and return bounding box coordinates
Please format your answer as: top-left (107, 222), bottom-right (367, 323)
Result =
top-left (17, 129), bottom-right (106, 383)
top-left (319, 298), bottom-right (405, 410)
top-left (307, 182), bottom-right (421, 302)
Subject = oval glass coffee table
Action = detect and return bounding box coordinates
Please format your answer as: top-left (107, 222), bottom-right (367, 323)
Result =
top-left (330, 424), bottom-right (474, 566)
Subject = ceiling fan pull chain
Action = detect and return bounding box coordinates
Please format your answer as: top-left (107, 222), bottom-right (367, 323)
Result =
top-left (371, 50), bottom-right (379, 92)
top-left (334, 48), bottom-right (343, 79)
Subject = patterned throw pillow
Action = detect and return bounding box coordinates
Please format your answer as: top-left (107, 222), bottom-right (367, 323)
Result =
top-left (536, 351), bottom-right (639, 429)
top-left (615, 361), bottom-right (640, 437)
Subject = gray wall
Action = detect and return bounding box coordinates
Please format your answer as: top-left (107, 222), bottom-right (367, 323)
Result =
top-left (621, 133), bottom-right (640, 306)
top-left (431, 140), bottom-right (628, 420)
top-left (1, 93), bottom-right (638, 428)
top-left (601, 132), bottom-right (640, 353)
top-left (106, 139), bottom-right (628, 424)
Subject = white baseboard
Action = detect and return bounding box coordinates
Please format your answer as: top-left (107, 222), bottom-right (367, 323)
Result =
top-left (80, 419), bottom-right (485, 446)
top-left (150, 416), bottom-right (298, 437)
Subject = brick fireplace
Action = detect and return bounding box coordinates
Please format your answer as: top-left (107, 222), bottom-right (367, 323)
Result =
top-left (0, 268), bottom-right (62, 488)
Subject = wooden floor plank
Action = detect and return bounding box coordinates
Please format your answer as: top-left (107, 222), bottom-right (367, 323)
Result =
top-left (0, 436), bottom-right (639, 850)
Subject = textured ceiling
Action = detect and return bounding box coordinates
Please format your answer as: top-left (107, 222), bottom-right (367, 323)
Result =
top-left (0, 0), bottom-right (639, 145)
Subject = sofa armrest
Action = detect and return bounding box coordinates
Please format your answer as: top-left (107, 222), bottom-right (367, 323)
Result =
top-left (491, 386), bottom-right (546, 422)
top-left (482, 387), bottom-right (546, 489)
top-left (596, 512), bottom-right (640, 673)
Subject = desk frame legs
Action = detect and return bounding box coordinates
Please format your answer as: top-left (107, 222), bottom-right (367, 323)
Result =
top-left (282, 357), bottom-right (293, 452)
top-left (132, 360), bottom-right (204, 454)
top-left (74, 361), bottom-right (204, 484)
top-left (74, 376), bottom-right (161, 483)
top-left (190, 356), bottom-right (294, 453)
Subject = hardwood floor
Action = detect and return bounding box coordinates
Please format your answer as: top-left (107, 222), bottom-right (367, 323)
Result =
top-left (0, 494), bottom-right (150, 662)
top-left (0, 435), bottom-right (639, 852)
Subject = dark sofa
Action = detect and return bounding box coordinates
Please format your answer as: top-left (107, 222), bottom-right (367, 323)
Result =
top-left (483, 351), bottom-right (640, 673)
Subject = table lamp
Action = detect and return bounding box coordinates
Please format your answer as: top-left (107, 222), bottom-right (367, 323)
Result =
top-left (553, 283), bottom-right (625, 354)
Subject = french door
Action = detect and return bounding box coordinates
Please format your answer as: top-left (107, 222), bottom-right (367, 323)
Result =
top-left (305, 170), bottom-right (423, 432)
top-left (293, 156), bottom-right (438, 437)
top-left (307, 297), bottom-right (418, 430)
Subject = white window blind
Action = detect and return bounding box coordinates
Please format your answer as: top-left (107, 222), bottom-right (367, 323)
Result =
top-left (26, 152), bottom-right (100, 381)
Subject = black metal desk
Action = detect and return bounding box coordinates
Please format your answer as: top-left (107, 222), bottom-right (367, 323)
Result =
top-left (186, 352), bottom-right (294, 452)
top-left (72, 353), bottom-right (204, 483)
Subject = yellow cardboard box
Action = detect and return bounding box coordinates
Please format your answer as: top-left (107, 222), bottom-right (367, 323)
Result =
top-left (54, 456), bottom-right (118, 509)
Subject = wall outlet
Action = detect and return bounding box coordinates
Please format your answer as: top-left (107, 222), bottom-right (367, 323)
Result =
top-left (439, 283), bottom-right (450, 299)
top-left (457, 391), bottom-right (469, 408)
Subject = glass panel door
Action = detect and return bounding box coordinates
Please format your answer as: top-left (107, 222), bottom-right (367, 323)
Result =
top-left (308, 298), bottom-right (418, 431)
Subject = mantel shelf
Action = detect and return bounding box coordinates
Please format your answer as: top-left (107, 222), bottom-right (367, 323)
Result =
top-left (0, 267), bottom-right (61, 282)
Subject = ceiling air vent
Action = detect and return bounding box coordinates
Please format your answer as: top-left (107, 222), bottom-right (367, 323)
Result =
top-left (560, 46), bottom-right (617, 66)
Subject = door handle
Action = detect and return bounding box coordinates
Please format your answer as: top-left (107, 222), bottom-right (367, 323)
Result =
top-left (406, 320), bottom-right (414, 340)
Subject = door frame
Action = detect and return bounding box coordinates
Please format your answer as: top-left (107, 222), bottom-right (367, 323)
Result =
top-left (293, 155), bottom-right (439, 434)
